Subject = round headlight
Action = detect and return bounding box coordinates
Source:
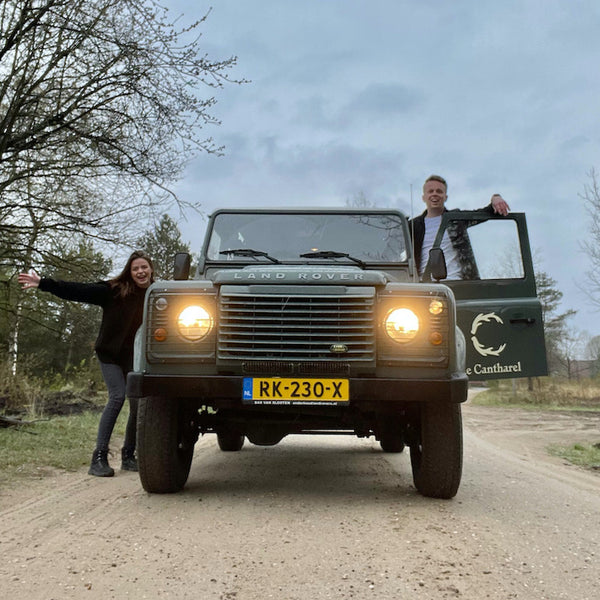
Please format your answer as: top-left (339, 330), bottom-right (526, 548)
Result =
top-left (385, 308), bottom-right (419, 343)
top-left (177, 305), bottom-right (213, 341)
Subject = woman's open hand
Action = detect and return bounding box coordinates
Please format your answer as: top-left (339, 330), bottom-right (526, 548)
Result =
top-left (18, 270), bottom-right (41, 290)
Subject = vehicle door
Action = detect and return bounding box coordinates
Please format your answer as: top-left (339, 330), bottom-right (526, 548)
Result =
top-left (424, 211), bottom-right (547, 380)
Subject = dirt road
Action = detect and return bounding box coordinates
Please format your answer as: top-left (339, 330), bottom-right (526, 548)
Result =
top-left (1, 402), bottom-right (599, 600)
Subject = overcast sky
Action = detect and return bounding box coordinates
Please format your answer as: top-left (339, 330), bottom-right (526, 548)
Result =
top-left (165, 0), bottom-right (599, 342)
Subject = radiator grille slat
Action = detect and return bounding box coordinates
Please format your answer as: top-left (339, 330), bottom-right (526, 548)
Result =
top-left (218, 292), bottom-right (376, 361)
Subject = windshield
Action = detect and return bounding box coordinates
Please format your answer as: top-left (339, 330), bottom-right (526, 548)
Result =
top-left (206, 212), bottom-right (408, 263)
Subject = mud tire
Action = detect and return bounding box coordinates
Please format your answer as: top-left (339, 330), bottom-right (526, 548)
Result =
top-left (409, 402), bottom-right (463, 499)
top-left (138, 396), bottom-right (197, 493)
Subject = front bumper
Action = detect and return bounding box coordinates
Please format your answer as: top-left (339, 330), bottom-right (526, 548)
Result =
top-left (126, 372), bottom-right (469, 405)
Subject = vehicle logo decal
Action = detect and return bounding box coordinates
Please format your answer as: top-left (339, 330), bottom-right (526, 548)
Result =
top-left (470, 312), bottom-right (507, 357)
top-left (330, 344), bottom-right (348, 354)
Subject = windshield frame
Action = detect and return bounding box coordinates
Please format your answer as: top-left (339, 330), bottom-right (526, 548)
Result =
top-left (200, 208), bottom-right (412, 268)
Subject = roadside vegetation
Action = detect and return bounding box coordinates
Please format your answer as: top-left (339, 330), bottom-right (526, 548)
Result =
top-left (0, 410), bottom-right (128, 483)
top-left (548, 442), bottom-right (600, 470)
top-left (472, 377), bottom-right (600, 471)
top-left (471, 377), bottom-right (600, 410)
top-left (0, 365), bottom-right (127, 484)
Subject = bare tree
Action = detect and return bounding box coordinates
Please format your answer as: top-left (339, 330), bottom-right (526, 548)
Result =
top-left (580, 168), bottom-right (600, 309)
top-left (555, 329), bottom-right (586, 380)
top-left (583, 334), bottom-right (600, 377)
top-left (346, 191), bottom-right (376, 208)
top-left (0, 0), bottom-right (243, 374)
top-left (584, 334), bottom-right (600, 361)
top-left (0, 0), bottom-right (242, 265)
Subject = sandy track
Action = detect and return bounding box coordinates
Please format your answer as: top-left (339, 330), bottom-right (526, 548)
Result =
top-left (1, 402), bottom-right (599, 600)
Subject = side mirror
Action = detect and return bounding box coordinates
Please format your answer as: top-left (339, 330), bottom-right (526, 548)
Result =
top-left (428, 248), bottom-right (447, 282)
top-left (173, 253), bottom-right (191, 280)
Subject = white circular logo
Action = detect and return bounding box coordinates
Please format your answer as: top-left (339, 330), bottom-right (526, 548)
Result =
top-left (470, 312), bottom-right (507, 357)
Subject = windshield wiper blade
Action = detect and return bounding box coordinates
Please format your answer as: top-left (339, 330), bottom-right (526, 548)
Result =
top-left (219, 248), bottom-right (280, 264)
top-left (299, 250), bottom-right (365, 268)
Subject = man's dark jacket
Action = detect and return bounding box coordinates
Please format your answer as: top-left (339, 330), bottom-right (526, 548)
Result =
top-left (409, 204), bottom-right (495, 280)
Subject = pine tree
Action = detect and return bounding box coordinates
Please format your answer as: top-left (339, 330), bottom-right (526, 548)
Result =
top-left (136, 215), bottom-right (191, 280)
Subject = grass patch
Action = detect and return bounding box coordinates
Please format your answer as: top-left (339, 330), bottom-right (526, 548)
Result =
top-left (548, 443), bottom-right (600, 470)
top-left (0, 409), bottom-right (128, 484)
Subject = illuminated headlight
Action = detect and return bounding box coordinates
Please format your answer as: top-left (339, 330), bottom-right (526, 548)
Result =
top-left (385, 308), bottom-right (419, 343)
top-left (177, 305), bottom-right (214, 341)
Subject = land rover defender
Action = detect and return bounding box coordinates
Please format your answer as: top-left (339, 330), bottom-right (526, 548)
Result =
top-left (126, 208), bottom-right (546, 499)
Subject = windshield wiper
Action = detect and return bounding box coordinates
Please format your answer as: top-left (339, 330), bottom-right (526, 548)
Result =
top-left (219, 248), bottom-right (280, 264)
top-left (300, 250), bottom-right (365, 268)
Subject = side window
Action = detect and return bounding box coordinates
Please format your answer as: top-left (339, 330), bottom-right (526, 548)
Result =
top-left (443, 218), bottom-right (524, 281)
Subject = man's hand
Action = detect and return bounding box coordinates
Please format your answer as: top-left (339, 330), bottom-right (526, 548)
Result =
top-left (491, 194), bottom-right (510, 216)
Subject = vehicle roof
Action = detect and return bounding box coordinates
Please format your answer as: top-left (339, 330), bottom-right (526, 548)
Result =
top-left (208, 207), bottom-right (409, 218)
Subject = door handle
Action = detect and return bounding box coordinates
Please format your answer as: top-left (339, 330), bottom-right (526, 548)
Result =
top-left (509, 317), bottom-right (535, 325)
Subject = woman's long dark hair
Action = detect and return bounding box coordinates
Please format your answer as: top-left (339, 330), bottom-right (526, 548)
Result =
top-left (109, 250), bottom-right (155, 298)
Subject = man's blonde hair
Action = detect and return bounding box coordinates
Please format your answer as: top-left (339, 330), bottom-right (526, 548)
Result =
top-left (423, 174), bottom-right (447, 193)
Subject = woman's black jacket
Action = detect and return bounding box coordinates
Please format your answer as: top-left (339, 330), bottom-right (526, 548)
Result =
top-left (38, 279), bottom-right (146, 371)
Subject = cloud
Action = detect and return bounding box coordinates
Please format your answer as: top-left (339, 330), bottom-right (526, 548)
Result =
top-left (166, 0), bottom-right (600, 339)
top-left (345, 83), bottom-right (423, 117)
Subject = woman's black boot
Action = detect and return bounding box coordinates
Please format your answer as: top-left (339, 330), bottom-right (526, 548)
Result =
top-left (88, 449), bottom-right (115, 477)
top-left (121, 448), bottom-right (138, 472)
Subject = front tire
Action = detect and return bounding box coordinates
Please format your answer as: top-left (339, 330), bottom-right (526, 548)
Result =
top-left (409, 402), bottom-right (463, 499)
top-left (137, 396), bottom-right (197, 493)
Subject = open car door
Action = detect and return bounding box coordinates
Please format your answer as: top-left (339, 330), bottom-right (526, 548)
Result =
top-left (423, 211), bottom-right (547, 380)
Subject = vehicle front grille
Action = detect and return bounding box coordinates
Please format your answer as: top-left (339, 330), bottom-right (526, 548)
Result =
top-left (218, 290), bottom-right (376, 362)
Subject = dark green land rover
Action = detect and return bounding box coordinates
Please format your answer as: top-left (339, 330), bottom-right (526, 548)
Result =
top-left (126, 208), bottom-right (547, 499)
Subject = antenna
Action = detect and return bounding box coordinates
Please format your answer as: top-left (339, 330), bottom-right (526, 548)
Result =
top-left (410, 183), bottom-right (417, 282)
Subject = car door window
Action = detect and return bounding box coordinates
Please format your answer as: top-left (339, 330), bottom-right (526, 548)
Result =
top-left (449, 219), bottom-right (525, 281)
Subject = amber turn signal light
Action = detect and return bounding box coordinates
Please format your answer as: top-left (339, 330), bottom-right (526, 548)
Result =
top-left (429, 331), bottom-right (443, 346)
top-left (153, 327), bottom-right (168, 342)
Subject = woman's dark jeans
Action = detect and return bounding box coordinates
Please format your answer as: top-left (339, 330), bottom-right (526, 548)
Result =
top-left (96, 361), bottom-right (137, 455)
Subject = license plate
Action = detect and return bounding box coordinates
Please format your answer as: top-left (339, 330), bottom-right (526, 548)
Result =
top-left (242, 377), bottom-right (349, 405)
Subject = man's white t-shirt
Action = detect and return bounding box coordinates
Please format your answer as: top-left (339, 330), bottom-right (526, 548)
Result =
top-left (419, 215), bottom-right (461, 279)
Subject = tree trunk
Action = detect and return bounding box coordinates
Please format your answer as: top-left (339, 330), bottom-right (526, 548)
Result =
top-left (7, 301), bottom-right (21, 376)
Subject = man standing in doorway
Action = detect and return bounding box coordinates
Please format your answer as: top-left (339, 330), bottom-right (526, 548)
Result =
top-left (410, 175), bottom-right (510, 279)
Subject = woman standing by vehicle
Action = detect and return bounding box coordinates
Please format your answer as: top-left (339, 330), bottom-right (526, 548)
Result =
top-left (18, 251), bottom-right (154, 477)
